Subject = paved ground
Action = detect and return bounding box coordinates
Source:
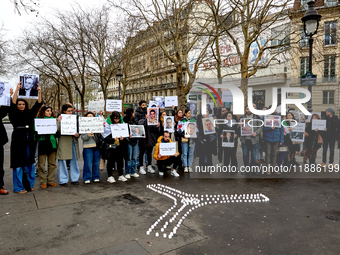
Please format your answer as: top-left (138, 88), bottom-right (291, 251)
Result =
top-left (1, 124), bottom-right (340, 255)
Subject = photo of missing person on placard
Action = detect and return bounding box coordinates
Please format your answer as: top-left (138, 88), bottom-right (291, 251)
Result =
top-left (240, 118), bottom-right (253, 136)
top-left (0, 81), bottom-right (11, 106)
top-left (264, 115), bottom-right (281, 128)
top-left (18, 73), bottom-right (39, 99)
top-left (186, 101), bottom-right (197, 116)
top-left (184, 122), bottom-right (197, 138)
top-left (129, 125), bottom-right (145, 138)
top-left (147, 107), bottom-right (159, 125)
top-left (164, 116), bottom-right (174, 133)
top-left (202, 117), bottom-right (215, 135)
top-left (153, 96), bottom-right (165, 108)
top-left (207, 103), bottom-right (213, 117)
top-left (222, 130), bottom-right (235, 147)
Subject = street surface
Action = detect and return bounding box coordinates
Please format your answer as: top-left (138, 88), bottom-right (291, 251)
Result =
top-left (1, 124), bottom-right (340, 255)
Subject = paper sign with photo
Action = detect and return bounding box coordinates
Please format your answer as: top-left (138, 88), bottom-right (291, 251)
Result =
top-left (240, 118), bottom-right (253, 136)
top-left (79, 117), bottom-right (104, 134)
top-left (153, 96), bottom-right (165, 108)
top-left (148, 101), bottom-right (159, 108)
top-left (106, 99), bottom-right (122, 112)
top-left (18, 73), bottom-right (39, 99)
top-left (184, 122), bottom-right (197, 138)
top-left (202, 117), bottom-right (215, 135)
top-left (290, 123), bottom-right (305, 142)
top-left (129, 125), bottom-right (145, 138)
top-left (60, 114), bottom-right (77, 135)
top-left (110, 123), bottom-right (129, 138)
top-left (147, 107), bottom-right (159, 125)
top-left (34, 119), bottom-right (57, 135)
top-left (164, 96), bottom-right (178, 107)
top-left (222, 130), bottom-right (235, 147)
top-left (264, 115), bottom-right (281, 128)
top-left (0, 80), bottom-right (11, 106)
top-left (159, 142), bottom-right (176, 156)
top-left (311, 119), bottom-right (326, 131)
top-left (164, 116), bottom-right (174, 133)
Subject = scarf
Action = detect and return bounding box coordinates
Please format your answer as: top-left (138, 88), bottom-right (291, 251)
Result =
top-left (37, 117), bottom-right (57, 149)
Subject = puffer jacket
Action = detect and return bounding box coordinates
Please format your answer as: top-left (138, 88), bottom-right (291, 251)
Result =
top-left (262, 114), bottom-right (284, 144)
top-left (153, 136), bottom-right (179, 161)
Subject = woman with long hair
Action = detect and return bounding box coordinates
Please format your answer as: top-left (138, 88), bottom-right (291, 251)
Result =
top-left (284, 112), bottom-right (298, 166)
top-left (57, 104), bottom-right (80, 186)
top-left (36, 105), bottom-right (58, 189)
top-left (303, 114), bottom-right (323, 165)
top-left (9, 82), bottom-right (42, 194)
top-left (81, 112), bottom-right (101, 184)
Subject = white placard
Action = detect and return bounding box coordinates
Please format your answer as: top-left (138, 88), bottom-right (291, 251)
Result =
top-left (106, 99), bottom-right (122, 112)
top-left (88, 100), bottom-right (105, 113)
top-left (159, 142), bottom-right (176, 156)
top-left (34, 118), bottom-right (57, 135)
top-left (18, 73), bottom-right (39, 99)
top-left (222, 91), bottom-right (233, 102)
top-left (60, 114), bottom-right (77, 135)
top-left (147, 107), bottom-right (159, 125)
top-left (165, 96), bottom-right (178, 107)
top-left (0, 80), bottom-right (11, 106)
top-left (153, 96), bottom-right (165, 108)
top-left (311, 119), bottom-right (326, 131)
top-left (110, 123), bottom-right (129, 138)
top-left (129, 125), bottom-right (145, 138)
top-left (222, 130), bottom-right (235, 147)
top-left (264, 115), bottom-right (281, 128)
top-left (79, 117), bottom-right (104, 134)
top-left (164, 116), bottom-right (174, 133)
top-left (184, 122), bottom-right (197, 138)
top-left (148, 100), bottom-right (159, 108)
top-left (290, 123), bottom-right (305, 142)
top-left (240, 118), bottom-right (253, 136)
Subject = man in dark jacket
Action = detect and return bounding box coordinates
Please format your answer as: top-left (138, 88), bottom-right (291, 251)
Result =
top-left (135, 100), bottom-right (147, 124)
top-left (321, 107), bottom-right (338, 168)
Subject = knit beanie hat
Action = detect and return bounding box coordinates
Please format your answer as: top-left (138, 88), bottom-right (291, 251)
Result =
top-left (326, 107), bottom-right (334, 115)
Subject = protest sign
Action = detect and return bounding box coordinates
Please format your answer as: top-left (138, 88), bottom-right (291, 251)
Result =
top-left (34, 119), bottom-right (57, 135)
top-left (159, 142), bottom-right (176, 156)
top-left (164, 116), bottom-right (174, 133)
top-left (106, 99), bottom-right (122, 112)
top-left (222, 91), bottom-right (233, 102)
top-left (184, 122), bottom-right (197, 138)
top-left (164, 96), bottom-right (178, 107)
top-left (79, 117), bottom-right (104, 134)
top-left (311, 119), bottom-right (326, 131)
top-left (222, 130), bottom-right (235, 147)
top-left (88, 100), bottom-right (105, 113)
top-left (0, 80), bottom-right (11, 106)
top-left (240, 118), bottom-right (253, 136)
top-left (60, 114), bottom-right (77, 135)
top-left (110, 123), bottom-right (129, 138)
top-left (129, 125), bottom-right (145, 138)
top-left (290, 123), bottom-right (305, 142)
top-left (264, 115), bottom-right (281, 128)
top-left (18, 73), bottom-right (39, 99)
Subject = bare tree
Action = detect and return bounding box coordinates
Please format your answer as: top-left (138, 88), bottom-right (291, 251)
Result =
top-left (0, 26), bottom-right (7, 76)
top-left (11, 0), bottom-right (40, 16)
top-left (109, 0), bottom-right (215, 110)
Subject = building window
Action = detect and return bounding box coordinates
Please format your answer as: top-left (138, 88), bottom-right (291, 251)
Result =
top-left (170, 75), bottom-right (173, 83)
top-left (300, 28), bottom-right (308, 48)
top-left (324, 55), bottom-right (336, 82)
top-left (300, 57), bottom-right (309, 77)
top-left (325, 0), bottom-right (338, 7)
top-left (183, 73), bottom-right (186, 85)
top-left (324, 22), bottom-right (337, 45)
top-left (323, 91), bottom-right (334, 104)
top-left (271, 26), bottom-right (290, 48)
top-left (160, 92), bottom-right (162, 96)
top-left (170, 90), bottom-right (173, 96)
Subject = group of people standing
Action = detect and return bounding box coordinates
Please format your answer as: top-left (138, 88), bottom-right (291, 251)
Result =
top-left (1, 86), bottom-right (340, 195)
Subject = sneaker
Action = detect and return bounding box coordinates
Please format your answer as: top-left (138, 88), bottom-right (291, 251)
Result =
top-left (84, 180), bottom-right (91, 184)
top-left (139, 166), bottom-right (146, 175)
top-left (118, 175), bottom-right (128, 182)
top-left (147, 165), bottom-right (155, 174)
top-left (93, 179), bottom-right (100, 183)
top-left (107, 176), bottom-right (116, 183)
top-left (131, 173), bottom-right (139, 178)
top-left (184, 167), bottom-right (189, 173)
top-left (125, 174), bottom-right (131, 179)
top-left (171, 170), bottom-right (180, 177)
top-left (189, 167), bottom-right (193, 172)
top-left (159, 171), bottom-right (164, 176)
top-left (218, 162), bottom-right (223, 167)
top-left (321, 163), bottom-right (326, 168)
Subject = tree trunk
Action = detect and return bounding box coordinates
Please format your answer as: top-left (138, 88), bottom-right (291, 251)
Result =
top-left (176, 64), bottom-right (185, 111)
top-left (81, 96), bottom-right (85, 116)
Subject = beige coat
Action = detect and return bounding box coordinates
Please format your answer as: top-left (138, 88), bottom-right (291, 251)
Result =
top-left (56, 122), bottom-right (80, 160)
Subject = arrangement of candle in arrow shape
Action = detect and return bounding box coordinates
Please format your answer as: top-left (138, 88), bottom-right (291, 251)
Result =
top-left (146, 184), bottom-right (270, 239)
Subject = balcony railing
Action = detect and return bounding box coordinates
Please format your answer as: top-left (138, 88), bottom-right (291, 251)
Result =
top-left (323, 76), bottom-right (337, 83)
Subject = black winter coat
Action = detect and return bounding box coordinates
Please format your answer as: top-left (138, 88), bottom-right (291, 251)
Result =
top-left (9, 101), bottom-right (42, 168)
top-left (322, 115), bottom-right (338, 142)
top-left (0, 106), bottom-right (10, 146)
top-left (196, 114), bottom-right (217, 156)
top-left (123, 116), bottom-right (138, 146)
top-left (134, 107), bottom-right (147, 124)
top-left (304, 122), bottom-right (321, 149)
top-left (138, 118), bottom-right (159, 148)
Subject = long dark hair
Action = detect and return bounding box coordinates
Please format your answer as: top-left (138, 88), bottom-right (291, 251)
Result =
top-left (38, 105), bottom-right (56, 118)
top-left (110, 111), bottom-right (121, 123)
top-left (61, 104), bottom-right (73, 114)
top-left (17, 99), bottom-right (29, 113)
top-left (124, 108), bottom-right (134, 120)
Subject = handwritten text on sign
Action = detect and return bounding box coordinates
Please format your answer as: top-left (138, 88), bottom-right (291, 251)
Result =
top-left (61, 114), bottom-right (77, 135)
top-left (106, 99), bottom-right (122, 112)
top-left (110, 123), bottom-right (129, 138)
top-left (88, 100), bottom-right (105, 112)
top-left (79, 117), bottom-right (104, 134)
top-left (159, 143), bottom-right (176, 156)
top-left (34, 118), bottom-right (57, 135)
top-left (311, 119), bottom-right (326, 131)
top-left (165, 96), bottom-right (178, 107)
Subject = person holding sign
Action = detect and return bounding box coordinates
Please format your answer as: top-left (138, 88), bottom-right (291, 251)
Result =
top-left (36, 106), bottom-right (58, 189)
top-left (0, 88), bottom-right (13, 195)
top-left (303, 114), bottom-right (322, 165)
top-left (321, 108), bottom-right (338, 168)
top-left (153, 131), bottom-right (180, 177)
top-left (9, 82), bottom-right (42, 193)
top-left (57, 104), bottom-right (80, 186)
top-left (81, 112), bottom-right (101, 184)
top-left (103, 111), bottom-right (128, 183)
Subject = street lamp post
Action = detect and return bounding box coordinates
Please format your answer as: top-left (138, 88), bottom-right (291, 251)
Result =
top-left (116, 67), bottom-right (123, 99)
top-left (301, 1), bottom-right (321, 113)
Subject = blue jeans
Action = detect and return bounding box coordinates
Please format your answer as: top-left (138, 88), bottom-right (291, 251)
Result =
top-left (241, 140), bottom-right (259, 167)
top-left (322, 139), bottom-right (335, 164)
top-left (13, 142), bottom-right (35, 192)
top-left (182, 142), bottom-right (195, 167)
top-left (125, 143), bottom-right (138, 175)
top-left (136, 141), bottom-right (148, 166)
top-left (58, 141), bottom-right (80, 184)
top-left (83, 147), bottom-right (100, 181)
